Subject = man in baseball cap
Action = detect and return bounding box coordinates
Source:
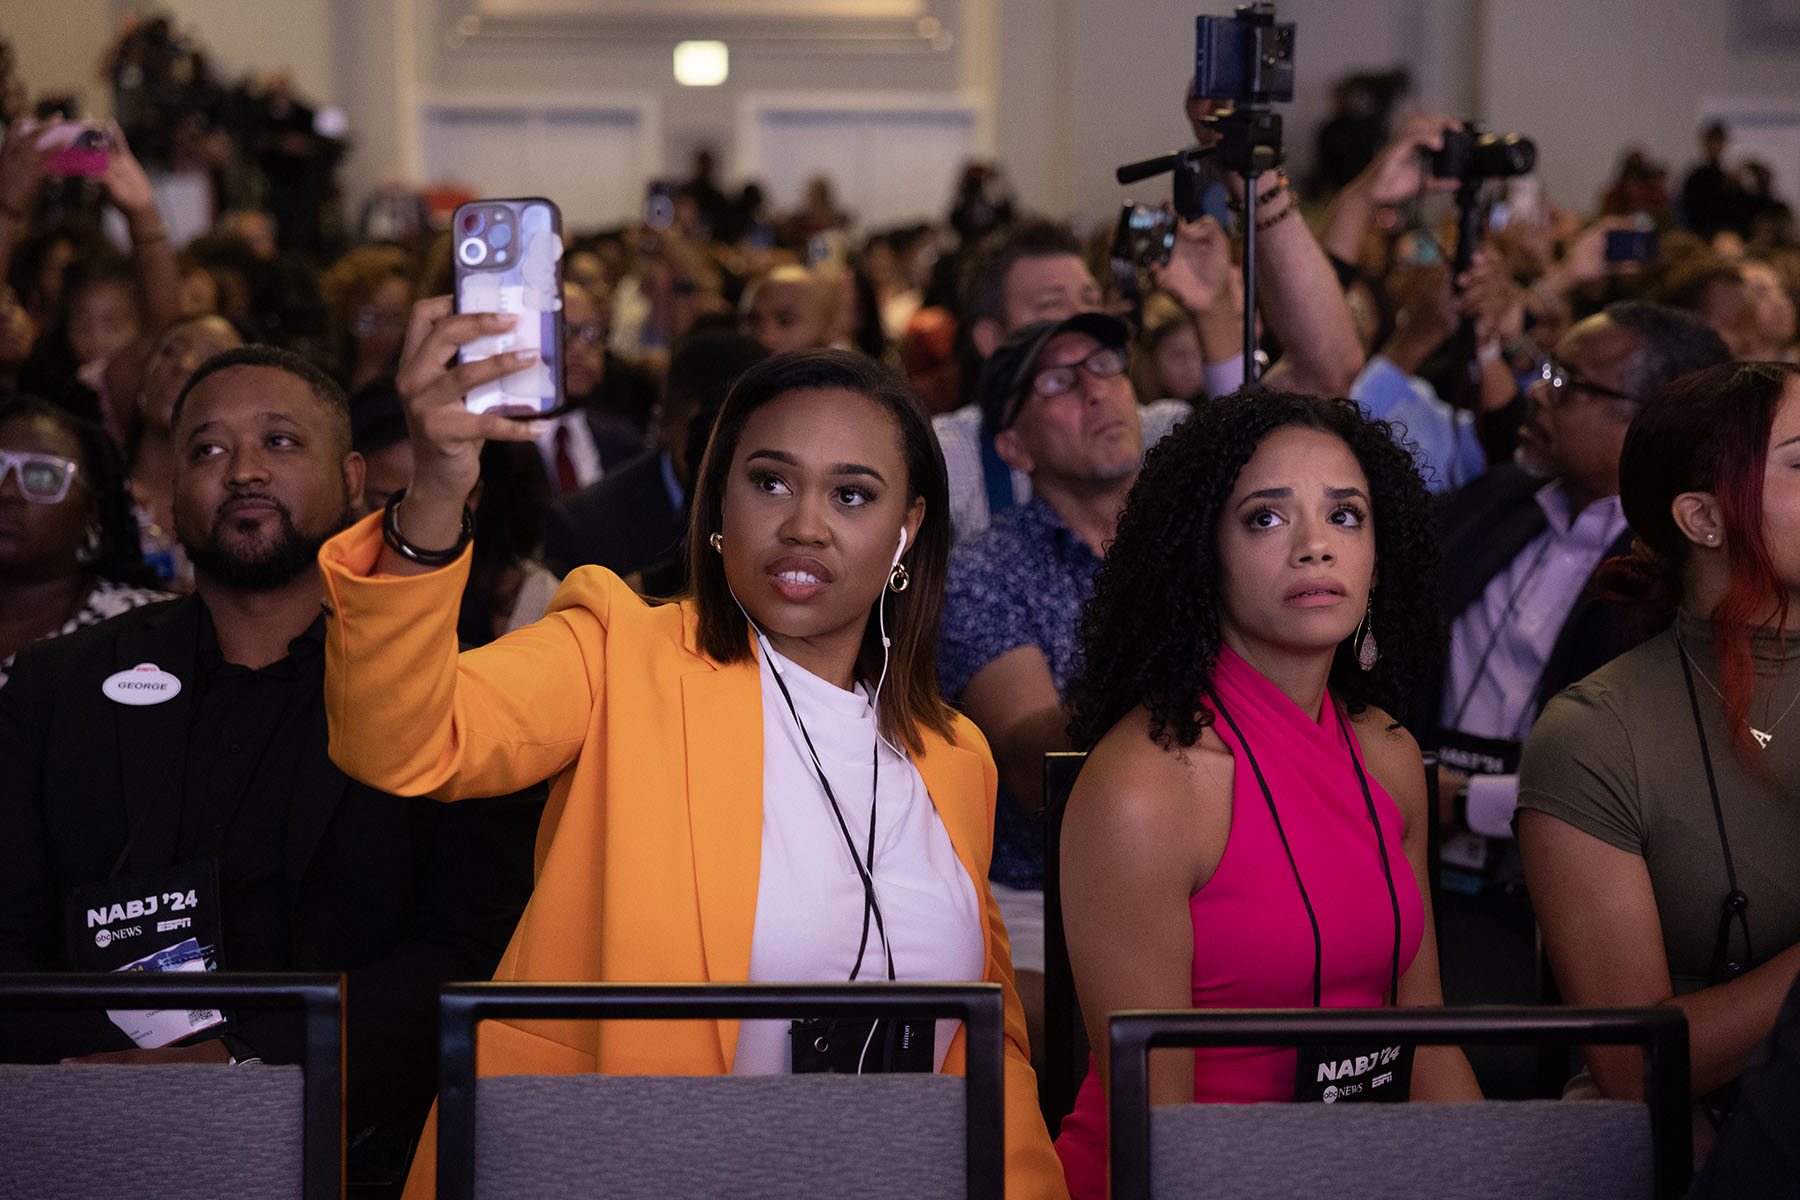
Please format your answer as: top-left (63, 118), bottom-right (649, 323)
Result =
top-left (936, 309), bottom-right (1143, 1071)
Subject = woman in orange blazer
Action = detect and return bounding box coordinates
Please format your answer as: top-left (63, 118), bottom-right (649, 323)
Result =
top-left (319, 300), bottom-right (1068, 1199)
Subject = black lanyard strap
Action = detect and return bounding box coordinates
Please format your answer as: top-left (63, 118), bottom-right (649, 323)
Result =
top-left (764, 652), bottom-right (895, 984)
top-left (1334, 702), bottom-right (1405, 1008)
top-left (1446, 535), bottom-right (1558, 735)
top-left (1212, 692), bottom-right (1402, 1009)
top-left (1675, 637), bottom-right (1754, 981)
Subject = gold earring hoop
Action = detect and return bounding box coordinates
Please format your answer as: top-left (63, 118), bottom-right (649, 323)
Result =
top-left (888, 563), bottom-right (910, 593)
top-left (708, 532), bottom-right (723, 552)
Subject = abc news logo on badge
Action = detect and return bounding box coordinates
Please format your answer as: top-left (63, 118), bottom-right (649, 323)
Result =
top-left (1316, 1045), bottom-right (1404, 1103)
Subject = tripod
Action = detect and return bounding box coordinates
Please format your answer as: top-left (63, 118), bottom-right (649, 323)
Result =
top-left (1117, 106), bottom-right (1284, 381)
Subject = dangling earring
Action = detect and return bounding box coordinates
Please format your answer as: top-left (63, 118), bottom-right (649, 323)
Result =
top-left (888, 562), bottom-right (910, 593)
top-left (708, 532), bottom-right (723, 552)
top-left (76, 523), bottom-right (102, 566)
top-left (1354, 594), bottom-right (1379, 672)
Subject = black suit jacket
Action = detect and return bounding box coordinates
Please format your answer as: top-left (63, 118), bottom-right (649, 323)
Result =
top-left (1421, 463), bottom-right (1658, 740)
top-left (542, 449), bottom-right (682, 579)
top-left (0, 596), bottom-right (540, 1132)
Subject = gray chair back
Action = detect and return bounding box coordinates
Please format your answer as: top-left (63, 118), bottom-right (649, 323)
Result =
top-left (0, 973), bottom-right (343, 1200)
top-left (437, 981), bottom-right (1005, 1200)
top-left (1109, 1005), bottom-right (1691, 1200)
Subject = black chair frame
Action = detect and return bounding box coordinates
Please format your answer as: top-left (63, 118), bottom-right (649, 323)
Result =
top-left (0, 971), bottom-right (345, 1200)
top-left (1109, 1005), bottom-right (1691, 1200)
top-left (437, 981), bottom-right (1006, 1200)
top-left (1041, 749), bottom-right (1088, 1129)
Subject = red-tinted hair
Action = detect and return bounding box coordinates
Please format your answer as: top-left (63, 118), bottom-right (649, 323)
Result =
top-left (1617, 361), bottom-right (1795, 765)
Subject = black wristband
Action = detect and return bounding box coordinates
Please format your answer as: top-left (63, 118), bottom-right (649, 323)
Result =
top-left (382, 488), bottom-right (473, 567)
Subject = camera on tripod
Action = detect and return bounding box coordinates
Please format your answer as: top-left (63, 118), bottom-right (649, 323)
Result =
top-left (1194, 2), bottom-right (1296, 105)
top-left (1111, 3), bottom-right (1298, 373)
top-left (1427, 124), bottom-right (1537, 182)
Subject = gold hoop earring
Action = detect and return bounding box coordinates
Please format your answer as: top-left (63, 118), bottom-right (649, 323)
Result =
top-left (888, 563), bottom-right (910, 593)
top-left (709, 532), bottom-right (723, 552)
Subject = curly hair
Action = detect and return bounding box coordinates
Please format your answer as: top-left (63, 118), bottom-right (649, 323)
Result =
top-left (1066, 388), bottom-right (1444, 751)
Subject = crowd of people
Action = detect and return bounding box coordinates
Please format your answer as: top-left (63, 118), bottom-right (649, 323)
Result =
top-left (4, 20), bottom-right (1800, 1199)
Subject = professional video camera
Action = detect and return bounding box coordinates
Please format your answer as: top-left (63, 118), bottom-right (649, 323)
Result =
top-left (1112, 2), bottom-right (1296, 372)
top-left (1427, 124), bottom-right (1536, 182)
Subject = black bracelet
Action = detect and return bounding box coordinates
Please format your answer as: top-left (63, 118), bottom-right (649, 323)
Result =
top-left (382, 488), bottom-right (473, 567)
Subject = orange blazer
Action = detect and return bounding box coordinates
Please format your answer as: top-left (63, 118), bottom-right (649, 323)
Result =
top-left (318, 514), bottom-right (1068, 1199)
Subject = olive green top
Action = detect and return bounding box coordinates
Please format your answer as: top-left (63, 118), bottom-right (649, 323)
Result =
top-left (1517, 612), bottom-right (1800, 996)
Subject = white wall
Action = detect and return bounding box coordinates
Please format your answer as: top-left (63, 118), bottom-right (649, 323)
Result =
top-left (1484, 0), bottom-right (1800, 214)
top-left (9, 0), bottom-right (1800, 239)
top-left (989, 0), bottom-right (1443, 227)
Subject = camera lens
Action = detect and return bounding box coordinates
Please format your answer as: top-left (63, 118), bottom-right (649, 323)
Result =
top-left (460, 210), bottom-right (485, 236)
top-left (458, 238), bottom-right (487, 266)
top-left (488, 223), bottom-right (512, 250)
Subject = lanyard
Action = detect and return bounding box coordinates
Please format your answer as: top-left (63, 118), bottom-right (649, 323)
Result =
top-left (1674, 638), bottom-right (1754, 982)
top-left (1446, 535), bottom-right (1558, 736)
top-left (762, 652), bottom-right (895, 984)
top-left (1212, 693), bottom-right (1403, 1008)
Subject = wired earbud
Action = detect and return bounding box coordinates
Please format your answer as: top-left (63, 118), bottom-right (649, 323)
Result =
top-left (891, 527), bottom-right (908, 569)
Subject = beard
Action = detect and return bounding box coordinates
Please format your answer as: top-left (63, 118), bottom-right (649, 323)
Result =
top-left (184, 495), bottom-right (353, 592)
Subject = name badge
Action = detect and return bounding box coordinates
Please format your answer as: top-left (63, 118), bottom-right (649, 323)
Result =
top-left (1293, 1040), bottom-right (1414, 1104)
top-left (102, 663), bottom-right (182, 706)
top-left (64, 860), bottom-right (226, 1049)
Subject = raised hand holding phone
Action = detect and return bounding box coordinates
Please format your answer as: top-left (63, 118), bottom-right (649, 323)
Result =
top-left (383, 297), bottom-right (544, 575)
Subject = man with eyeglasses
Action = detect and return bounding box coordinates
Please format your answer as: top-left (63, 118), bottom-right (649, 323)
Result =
top-left (530, 282), bottom-right (649, 499)
top-left (937, 312), bottom-right (1139, 1070)
top-left (1420, 302), bottom-right (1729, 1092)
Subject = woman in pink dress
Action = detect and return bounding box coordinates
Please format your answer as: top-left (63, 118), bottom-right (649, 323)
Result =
top-left (1054, 389), bottom-right (1481, 1196)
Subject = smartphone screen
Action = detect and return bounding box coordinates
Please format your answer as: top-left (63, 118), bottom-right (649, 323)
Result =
top-left (644, 182), bottom-right (676, 232)
top-left (1604, 229), bottom-right (1659, 264)
top-left (453, 198), bottom-right (565, 417)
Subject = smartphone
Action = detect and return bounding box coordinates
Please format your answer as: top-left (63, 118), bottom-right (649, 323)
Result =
top-left (1605, 218), bottom-right (1659, 264)
top-left (452, 197), bottom-right (565, 417)
top-left (37, 121), bottom-right (112, 177)
top-left (644, 181), bottom-right (677, 232)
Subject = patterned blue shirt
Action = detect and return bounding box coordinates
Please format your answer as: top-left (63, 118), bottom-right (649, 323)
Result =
top-left (939, 497), bottom-right (1102, 889)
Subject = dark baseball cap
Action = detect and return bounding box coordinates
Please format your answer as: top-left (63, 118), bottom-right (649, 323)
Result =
top-left (978, 311), bottom-right (1130, 435)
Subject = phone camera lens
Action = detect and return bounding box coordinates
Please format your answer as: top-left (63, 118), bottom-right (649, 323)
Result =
top-left (460, 210), bottom-right (485, 236)
top-left (488, 223), bottom-right (513, 250)
top-left (458, 238), bottom-right (487, 266)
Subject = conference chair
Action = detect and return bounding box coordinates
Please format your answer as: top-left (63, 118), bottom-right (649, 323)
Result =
top-left (0, 972), bottom-right (344, 1200)
top-left (1041, 749), bottom-right (1089, 1130)
top-left (435, 981), bottom-right (1005, 1200)
top-left (1109, 1005), bottom-right (1692, 1200)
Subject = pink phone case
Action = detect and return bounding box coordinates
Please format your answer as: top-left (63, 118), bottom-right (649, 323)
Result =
top-left (37, 122), bottom-right (112, 177)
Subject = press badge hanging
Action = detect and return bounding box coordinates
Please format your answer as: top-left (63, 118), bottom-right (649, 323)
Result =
top-left (64, 859), bottom-right (225, 1047)
top-left (1293, 1041), bottom-right (1413, 1103)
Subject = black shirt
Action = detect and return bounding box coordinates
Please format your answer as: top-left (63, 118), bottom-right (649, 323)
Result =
top-left (176, 609), bottom-right (326, 972)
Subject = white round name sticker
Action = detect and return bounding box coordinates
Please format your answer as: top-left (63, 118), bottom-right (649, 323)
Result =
top-left (102, 663), bottom-right (182, 706)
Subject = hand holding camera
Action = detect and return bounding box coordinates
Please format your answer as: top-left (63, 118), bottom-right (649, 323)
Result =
top-left (1152, 216), bottom-right (1234, 318)
top-left (34, 119), bottom-right (114, 177)
top-left (0, 120), bottom-right (55, 220)
top-left (1359, 112), bottom-right (1463, 206)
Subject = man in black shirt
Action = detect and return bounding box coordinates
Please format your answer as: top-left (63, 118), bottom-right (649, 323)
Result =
top-left (0, 346), bottom-right (537, 1163)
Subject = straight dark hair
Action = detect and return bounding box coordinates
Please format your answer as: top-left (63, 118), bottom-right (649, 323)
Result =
top-left (686, 348), bottom-right (956, 754)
